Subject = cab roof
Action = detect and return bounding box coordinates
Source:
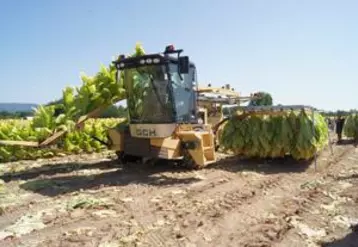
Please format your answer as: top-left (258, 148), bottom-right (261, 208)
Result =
top-left (113, 53), bottom-right (196, 70)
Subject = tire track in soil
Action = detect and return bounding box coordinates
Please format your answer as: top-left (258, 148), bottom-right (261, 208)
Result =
top-left (135, 174), bottom-right (285, 246)
top-left (276, 147), bottom-right (358, 247)
top-left (126, 168), bottom-right (294, 246)
top-left (0, 182), bottom-right (119, 230)
top-left (274, 189), bottom-right (336, 247)
top-left (1, 145), bottom-right (354, 247)
top-left (84, 145), bottom-right (354, 247)
top-left (0, 170), bottom-right (204, 246)
top-left (8, 218), bottom-right (118, 247)
top-left (173, 146), bottom-right (356, 246)
top-left (1, 198), bottom-right (135, 247)
top-left (174, 176), bottom-right (297, 246)
top-left (0, 193), bottom-right (48, 229)
top-left (0, 184), bottom-right (133, 245)
top-left (183, 144), bottom-right (351, 216)
top-left (39, 164), bottom-right (279, 246)
top-left (0, 160), bottom-right (119, 229)
top-left (31, 183), bottom-right (195, 247)
top-left (227, 146), bottom-right (357, 247)
top-left (0, 162), bottom-right (196, 241)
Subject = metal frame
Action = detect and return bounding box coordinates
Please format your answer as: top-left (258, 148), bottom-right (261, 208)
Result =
top-left (196, 87), bottom-right (256, 105)
top-left (113, 54), bottom-right (196, 70)
top-left (238, 105), bottom-right (316, 112)
top-left (197, 96), bottom-right (248, 105)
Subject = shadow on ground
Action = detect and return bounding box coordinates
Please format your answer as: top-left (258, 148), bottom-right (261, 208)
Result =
top-left (0, 155), bottom-right (313, 197)
top-left (0, 160), bottom-right (118, 182)
top-left (336, 173), bottom-right (358, 181)
top-left (15, 160), bottom-right (201, 197)
top-left (207, 155), bottom-right (312, 175)
top-left (335, 139), bottom-right (357, 146)
top-left (321, 225), bottom-right (358, 247)
top-left (211, 138), bottom-right (356, 175)
top-left (4, 145), bottom-right (346, 197)
top-left (1, 155), bottom-right (312, 183)
top-left (1, 153), bottom-right (317, 197)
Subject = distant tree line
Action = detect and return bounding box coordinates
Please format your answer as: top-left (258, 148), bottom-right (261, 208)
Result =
top-left (321, 110), bottom-right (357, 117)
top-left (0, 111), bottom-right (34, 119)
top-left (0, 101), bottom-right (128, 120)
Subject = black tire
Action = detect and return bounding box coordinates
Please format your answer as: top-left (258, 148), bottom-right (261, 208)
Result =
top-left (181, 149), bottom-right (200, 169)
top-left (116, 152), bottom-right (142, 164)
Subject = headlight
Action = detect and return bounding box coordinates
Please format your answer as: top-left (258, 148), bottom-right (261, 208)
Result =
top-left (140, 59), bottom-right (145, 64)
top-left (146, 58), bottom-right (152, 64)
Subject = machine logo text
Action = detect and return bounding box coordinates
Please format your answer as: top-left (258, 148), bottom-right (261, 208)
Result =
top-left (136, 128), bottom-right (157, 137)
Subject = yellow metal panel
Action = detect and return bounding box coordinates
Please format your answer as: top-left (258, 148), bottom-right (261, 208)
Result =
top-left (207, 116), bottom-right (222, 126)
top-left (150, 137), bottom-right (180, 149)
top-left (177, 124), bottom-right (212, 132)
top-left (150, 137), bottom-right (181, 159)
top-left (197, 87), bottom-right (240, 97)
top-left (177, 130), bottom-right (216, 167)
top-left (167, 148), bottom-right (181, 159)
top-left (111, 145), bottom-right (122, 151)
top-left (108, 129), bottom-right (124, 151)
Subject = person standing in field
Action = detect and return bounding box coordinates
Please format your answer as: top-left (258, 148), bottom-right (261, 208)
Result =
top-left (335, 115), bottom-right (345, 143)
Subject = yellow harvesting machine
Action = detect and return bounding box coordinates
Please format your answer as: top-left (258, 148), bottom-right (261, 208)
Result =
top-left (106, 45), bottom-right (256, 168)
top-left (0, 45), bottom-right (258, 169)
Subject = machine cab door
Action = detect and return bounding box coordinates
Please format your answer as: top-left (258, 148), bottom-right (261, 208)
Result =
top-left (167, 64), bottom-right (198, 123)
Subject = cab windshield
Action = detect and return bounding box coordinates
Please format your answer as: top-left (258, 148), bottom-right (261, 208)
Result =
top-left (123, 65), bottom-right (175, 123)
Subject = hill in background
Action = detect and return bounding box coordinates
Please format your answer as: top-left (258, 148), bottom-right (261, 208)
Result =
top-left (0, 103), bottom-right (38, 113)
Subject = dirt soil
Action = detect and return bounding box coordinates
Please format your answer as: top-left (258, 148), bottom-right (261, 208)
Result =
top-left (1, 138), bottom-right (358, 247)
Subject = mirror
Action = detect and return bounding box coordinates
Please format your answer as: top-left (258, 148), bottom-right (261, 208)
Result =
top-left (178, 56), bottom-right (189, 74)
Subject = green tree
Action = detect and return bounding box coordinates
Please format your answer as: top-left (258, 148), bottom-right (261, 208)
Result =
top-left (249, 92), bottom-right (273, 106)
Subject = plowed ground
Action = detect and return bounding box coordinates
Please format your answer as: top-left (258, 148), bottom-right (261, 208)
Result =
top-left (1, 139), bottom-right (358, 247)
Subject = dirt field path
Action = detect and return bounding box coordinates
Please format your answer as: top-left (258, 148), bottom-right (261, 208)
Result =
top-left (1, 141), bottom-right (358, 247)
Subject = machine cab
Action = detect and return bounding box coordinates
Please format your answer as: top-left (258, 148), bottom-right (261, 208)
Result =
top-left (114, 45), bottom-right (198, 138)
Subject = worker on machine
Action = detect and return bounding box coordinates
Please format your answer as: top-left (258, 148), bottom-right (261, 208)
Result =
top-left (335, 115), bottom-right (345, 143)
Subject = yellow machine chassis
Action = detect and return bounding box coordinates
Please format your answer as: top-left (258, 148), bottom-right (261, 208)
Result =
top-left (107, 123), bottom-right (216, 168)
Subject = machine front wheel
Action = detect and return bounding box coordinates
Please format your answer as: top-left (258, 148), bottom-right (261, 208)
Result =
top-left (181, 149), bottom-right (200, 170)
top-left (116, 151), bottom-right (142, 164)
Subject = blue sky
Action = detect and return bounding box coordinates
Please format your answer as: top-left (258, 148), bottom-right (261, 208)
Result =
top-left (0, 0), bottom-right (357, 111)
